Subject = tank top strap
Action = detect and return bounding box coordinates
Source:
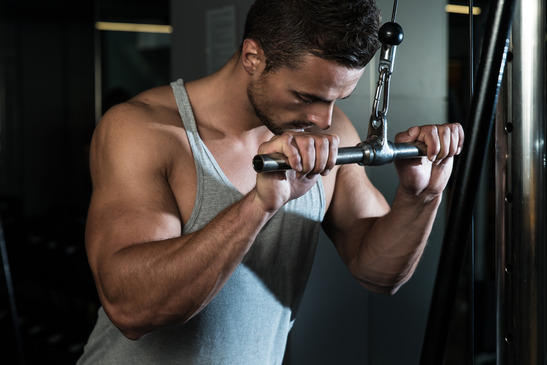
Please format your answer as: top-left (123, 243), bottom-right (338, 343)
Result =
top-left (171, 79), bottom-right (200, 139)
top-left (170, 79), bottom-right (242, 234)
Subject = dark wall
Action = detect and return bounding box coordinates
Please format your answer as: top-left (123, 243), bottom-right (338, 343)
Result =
top-left (0, 1), bottom-right (98, 363)
top-left (1, 0), bottom-right (173, 363)
top-left (0, 1), bottom-right (498, 364)
top-left (0, 0), bottom-right (173, 363)
top-left (0, 1), bottom-right (95, 214)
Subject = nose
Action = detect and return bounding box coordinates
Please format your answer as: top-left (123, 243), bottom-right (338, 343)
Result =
top-left (307, 102), bottom-right (335, 130)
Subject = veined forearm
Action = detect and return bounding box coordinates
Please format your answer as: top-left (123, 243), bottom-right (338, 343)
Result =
top-left (349, 188), bottom-right (442, 294)
top-left (96, 189), bottom-right (275, 339)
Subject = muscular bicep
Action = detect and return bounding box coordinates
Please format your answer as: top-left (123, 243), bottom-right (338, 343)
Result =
top-left (85, 181), bottom-right (182, 264)
top-left (85, 110), bottom-right (182, 281)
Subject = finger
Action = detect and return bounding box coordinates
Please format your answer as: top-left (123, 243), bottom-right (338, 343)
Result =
top-left (258, 133), bottom-right (303, 172)
top-left (395, 126), bottom-right (420, 143)
top-left (455, 123), bottom-right (465, 154)
top-left (292, 133), bottom-right (339, 175)
top-left (323, 134), bottom-right (339, 176)
top-left (435, 124), bottom-right (452, 162)
top-left (311, 135), bottom-right (329, 174)
top-left (311, 134), bottom-right (338, 176)
top-left (293, 135), bottom-right (316, 174)
top-left (421, 125), bottom-right (441, 162)
top-left (448, 123), bottom-right (461, 157)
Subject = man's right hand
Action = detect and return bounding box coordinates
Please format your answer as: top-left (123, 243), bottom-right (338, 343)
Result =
top-left (253, 132), bottom-right (339, 212)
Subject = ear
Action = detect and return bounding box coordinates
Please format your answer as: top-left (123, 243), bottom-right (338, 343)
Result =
top-left (240, 39), bottom-right (265, 75)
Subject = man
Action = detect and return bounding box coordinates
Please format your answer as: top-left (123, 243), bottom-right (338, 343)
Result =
top-left (78, 0), bottom-right (464, 363)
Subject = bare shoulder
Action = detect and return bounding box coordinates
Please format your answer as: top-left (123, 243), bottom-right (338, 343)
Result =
top-left (95, 85), bottom-right (181, 138)
top-left (91, 85), bottom-right (187, 178)
top-left (85, 86), bottom-right (187, 270)
top-left (329, 105), bottom-right (362, 146)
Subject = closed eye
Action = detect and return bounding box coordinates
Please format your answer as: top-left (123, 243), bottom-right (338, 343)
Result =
top-left (298, 95), bottom-right (314, 105)
top-left (294, 92), bottom-right (327, 105)
top-left (293, 90), bottom-right (350, 105)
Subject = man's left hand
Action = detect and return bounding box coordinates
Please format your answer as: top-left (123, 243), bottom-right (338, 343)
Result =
top-left (393, 123), bottom-right (464, 198)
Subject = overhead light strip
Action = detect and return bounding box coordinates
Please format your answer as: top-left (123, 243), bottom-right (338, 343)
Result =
top-left (445, 4), bottom-right (482, 15)
top-left (95, 21), bottom-right (173, 34)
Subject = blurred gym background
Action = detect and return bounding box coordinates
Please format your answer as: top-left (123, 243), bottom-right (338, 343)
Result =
top-left (0, 0), bottom-right (506, 364)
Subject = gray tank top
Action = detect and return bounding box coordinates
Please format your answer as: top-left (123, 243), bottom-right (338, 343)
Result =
top-left (77, 79), bottom-right (325, 365)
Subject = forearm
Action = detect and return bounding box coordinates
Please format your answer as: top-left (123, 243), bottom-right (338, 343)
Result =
top-left (348, 187), bottom-right (442, 294)
top-left (93, 189), bottom-right (274, 339)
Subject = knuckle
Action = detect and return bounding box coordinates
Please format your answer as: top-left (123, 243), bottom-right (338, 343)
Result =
top-left (281, 132), bottom-right (294, 144)
top-left (430, 141), bottom-right (441, 154)
top-left (426, 125), bottom-right (438, 137)
top-left (317, 136), bottom-right (329, 149)
top-left (325, 133), bottom-right (339, 145)
top-left (305, 137), bottom-right (315, 151)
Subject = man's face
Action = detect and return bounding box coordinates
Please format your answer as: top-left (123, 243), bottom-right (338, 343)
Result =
top-left (247, 54), bottom-right (364, 135)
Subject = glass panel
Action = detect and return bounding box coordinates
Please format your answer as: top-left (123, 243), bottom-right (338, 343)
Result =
top-left (95, 0), bottom-right (171, 117)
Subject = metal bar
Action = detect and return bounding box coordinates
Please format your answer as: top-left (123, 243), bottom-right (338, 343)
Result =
top-left (252, 142), bottom-right (425, 173)
top-left (253, 147), bottom-right (363, 173)
top-left (391, 142), bottom-right (424, 160)
top-left (419, 0), bottom-right (516, 363)
top-left (496, 0), bottom-right (546, 363)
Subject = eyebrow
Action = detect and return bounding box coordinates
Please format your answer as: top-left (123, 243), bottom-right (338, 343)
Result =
top-left (293, 90), bottom-right (352, 103)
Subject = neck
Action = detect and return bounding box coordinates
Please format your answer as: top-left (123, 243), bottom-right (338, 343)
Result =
top-left (185, 55), bottom-right (269, 141)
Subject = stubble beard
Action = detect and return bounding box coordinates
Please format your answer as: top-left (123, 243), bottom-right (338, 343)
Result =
top-left (247, 77), bottom-right (311, 136)
top-left (247, 84), bottom-right (285, 136)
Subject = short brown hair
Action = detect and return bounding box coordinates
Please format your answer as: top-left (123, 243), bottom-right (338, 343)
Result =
top-left (242, 0), bottom-right (381, 72)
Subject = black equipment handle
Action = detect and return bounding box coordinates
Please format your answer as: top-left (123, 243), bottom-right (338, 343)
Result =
top-left (419, 0), bottom-right (516, 363)
top-left (252, 141), bottom-right (426, 173)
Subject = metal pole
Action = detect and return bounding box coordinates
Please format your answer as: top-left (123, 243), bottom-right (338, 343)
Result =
top-left (419, 0), bottom-right (516, 363)
top-left (496, 0), bottom-right (546, 363)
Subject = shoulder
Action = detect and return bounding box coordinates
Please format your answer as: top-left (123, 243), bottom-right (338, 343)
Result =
top-left (94, 85), bottom-right (183, 146)
top-left (90, 85), bottom-right (188, 178)
top-left (329, 105), bottom-right (362, 146)
top-left (97, 85), bottom-right (180, 132)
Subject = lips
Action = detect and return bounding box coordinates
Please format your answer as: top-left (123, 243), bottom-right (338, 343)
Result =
top-left (287, 122), bottom-right (314, 131)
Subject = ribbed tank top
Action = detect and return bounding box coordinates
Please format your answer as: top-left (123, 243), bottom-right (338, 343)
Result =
top-left (77, 79), bottom-right (325, 365)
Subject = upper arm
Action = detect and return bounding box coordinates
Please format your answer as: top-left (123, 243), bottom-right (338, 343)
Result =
top-left (322, 106), bottom-right (390, 265)
top-left (85, 104), bottom-right (183, 283)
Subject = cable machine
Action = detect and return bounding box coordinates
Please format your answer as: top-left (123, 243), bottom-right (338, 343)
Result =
top-left (496, 0), bottom-right (546, 363)
top-left (254, 1), bottom-right (545, 362)
top-left (421, 0), bottom-right (546, 364)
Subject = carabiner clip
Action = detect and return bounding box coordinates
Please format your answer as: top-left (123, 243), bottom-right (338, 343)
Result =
top-left (366, 2), bottom-right (405, 156)
top-left (370, 21), bottom-right (404, 125)
top-left (371, 68), bottom-right (391, 127)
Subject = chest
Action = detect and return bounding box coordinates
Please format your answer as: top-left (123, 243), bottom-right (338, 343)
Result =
top-left (168, 135), bottom-right (263, 225)
top-left (168, 131), bottom-right (336, 227)
top-left (208, 142), bottom-right (260, 195)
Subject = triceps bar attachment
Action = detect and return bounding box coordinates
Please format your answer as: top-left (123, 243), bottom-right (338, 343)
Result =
top-left (252, 141), bottom-right (426, 173)
top-left (252, 0), bottom-right (426, 173)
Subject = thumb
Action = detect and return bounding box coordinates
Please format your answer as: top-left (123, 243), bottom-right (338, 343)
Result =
top-left (395, 126), bottom-right (420, 143)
